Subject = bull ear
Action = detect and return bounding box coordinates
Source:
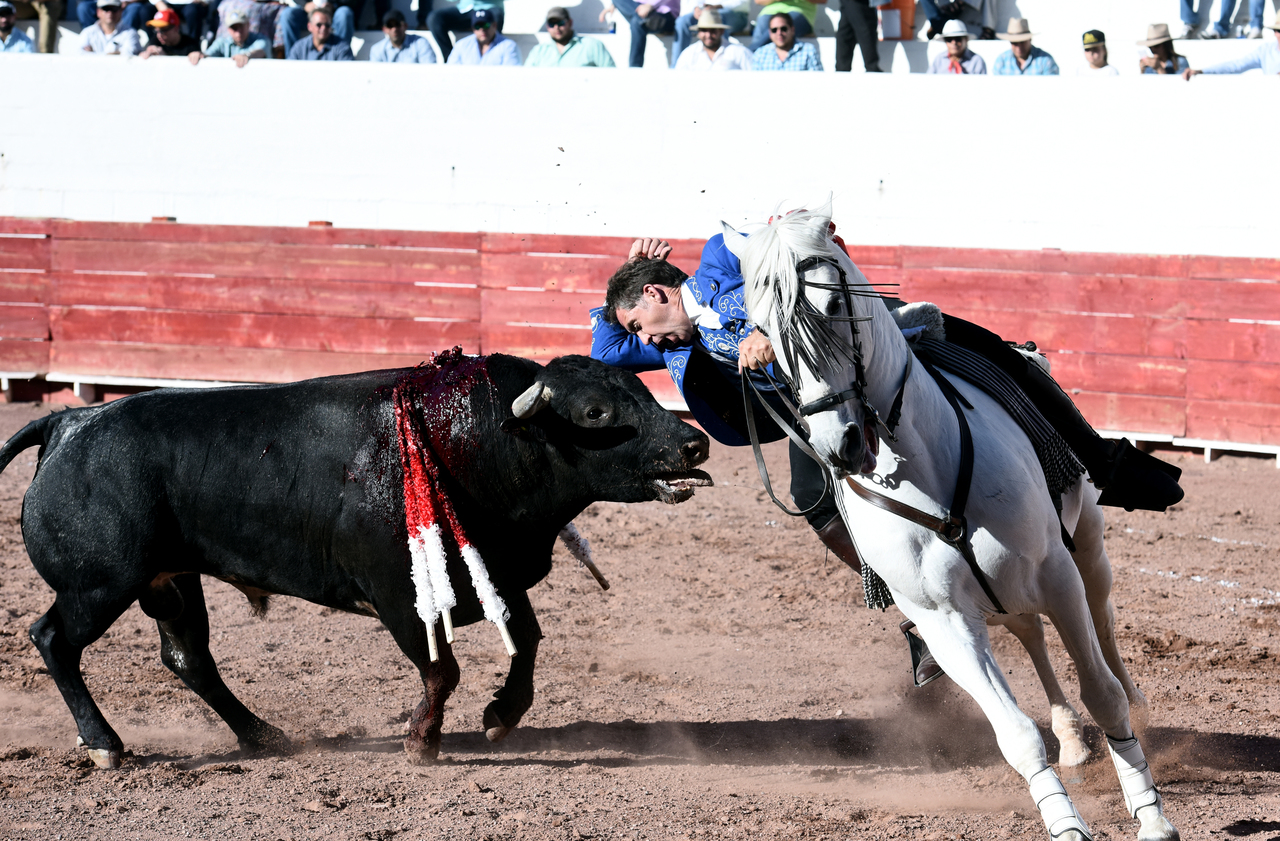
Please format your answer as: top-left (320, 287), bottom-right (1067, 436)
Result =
top-left (720, 222), bottom-right (745, 260)
top-left (512, 381), bottom-right (553, 419)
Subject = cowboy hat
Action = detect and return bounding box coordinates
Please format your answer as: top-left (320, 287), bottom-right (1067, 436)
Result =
top-left (997, 18), bottom-right (1034, 42)
top-left (1267, 11), bottom-right (1280, 30)
top-left (1137, 23), bottom-right (1174, 46)
top-left (695, 7), bottom-right (728, 29)
top-left (932, 19), bottom-right (971, 41)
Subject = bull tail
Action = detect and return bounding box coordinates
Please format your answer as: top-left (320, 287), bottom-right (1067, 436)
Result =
top-left (0, 413), bottom-right (60, 476)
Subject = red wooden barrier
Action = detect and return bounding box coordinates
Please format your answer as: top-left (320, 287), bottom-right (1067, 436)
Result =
top-left (1, 218), bottom-right (1278, 450)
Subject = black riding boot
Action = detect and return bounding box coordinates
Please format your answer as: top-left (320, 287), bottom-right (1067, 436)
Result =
top-left (814, 518), bottom-right (945, 687)
top-left (942, 316), bottom-right (1185, 512)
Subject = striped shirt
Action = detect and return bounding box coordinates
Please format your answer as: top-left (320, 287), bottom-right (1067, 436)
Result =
top-left (751, 39), bottom-right (822, 71)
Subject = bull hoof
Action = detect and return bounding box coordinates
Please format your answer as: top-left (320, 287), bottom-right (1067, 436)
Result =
top-left (86, 748), bottom-right (122, 770)
top-left (403, 738), bottom-right (440, 765)
top-left (482, 706), bottom-right (513, 743)
top-left (239, 722), bottom-right (292, 755)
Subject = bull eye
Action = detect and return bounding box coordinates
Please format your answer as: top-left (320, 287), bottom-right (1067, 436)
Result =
top-left (585, 407), bottom-right (604, 421)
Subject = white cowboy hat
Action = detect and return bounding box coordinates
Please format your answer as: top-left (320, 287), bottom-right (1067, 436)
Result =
top-left (932, 19), bottom-right (972, 41)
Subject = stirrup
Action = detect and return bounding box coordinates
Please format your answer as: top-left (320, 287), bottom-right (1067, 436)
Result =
top-left (900, 620), bottom-right (945, 687)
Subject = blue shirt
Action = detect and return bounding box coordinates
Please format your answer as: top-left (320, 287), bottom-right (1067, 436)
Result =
top-left (204, 34), bottom-right (269, 57)
top-left (751, 39), bottom-right (822, 71)
top-left (370, 32), bottom-right (437, 63)
top-left (1, 28), bottom-right (36, 53)
top-left (446, 32), bottom-right (520, 65)
top-left (992, 45), bottom-right (1058, 75)
top-left (287, 34), bottom-right (354, 60)
top-left (524, 35), bottom-right (615, 67)
top-left (1141, 54), bottom-right (1188, 74)
top-left (1203, 39), bottom-right (1280, 75)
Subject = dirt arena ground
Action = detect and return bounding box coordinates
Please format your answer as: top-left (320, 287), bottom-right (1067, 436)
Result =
top-left (0, 399), bottom-right (1277, 841)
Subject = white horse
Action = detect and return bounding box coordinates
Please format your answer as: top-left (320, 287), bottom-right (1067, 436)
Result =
top-left (725, 209), bottom-right (1178, 841)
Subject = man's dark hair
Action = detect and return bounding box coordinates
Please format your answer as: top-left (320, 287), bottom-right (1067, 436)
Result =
top-left (769, 12), bottom-right (792, 28)
top-left (602, 259), bottom-right (688, 327)
top-left (383, 9), bottom-right (406, 26)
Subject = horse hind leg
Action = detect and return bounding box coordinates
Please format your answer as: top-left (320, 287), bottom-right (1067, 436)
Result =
top-left (151, 574), bottom-right (289, 753)
top-left (909, 608), bottom-right (1092, 841)
top-left (999, 612), bottom-right (1090, 769)
top-left (29, 594), bottom-right (135, 769)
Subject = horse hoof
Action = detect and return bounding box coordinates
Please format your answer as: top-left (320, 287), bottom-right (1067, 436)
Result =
top-left (1136, 807), bottom-right (1179, 841)
top-left (483, 706), bottom-right (513, 743)
top-left (1058, 742), bottom-right (1091, 769)
top-left (1056, 831), bottom-right (1091, 841)
top-left (86, 748), bottom-right (122, 770)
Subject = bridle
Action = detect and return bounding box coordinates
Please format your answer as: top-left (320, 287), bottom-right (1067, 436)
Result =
top-left (741, 253), bottom-right (1007, 615)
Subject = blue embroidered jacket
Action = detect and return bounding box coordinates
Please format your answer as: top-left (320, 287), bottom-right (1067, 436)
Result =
top-left (589, 234), bottom-right (789, 446)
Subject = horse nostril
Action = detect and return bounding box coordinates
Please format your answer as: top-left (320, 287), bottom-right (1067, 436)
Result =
top-left (838, 423), bottom-right (862, 467)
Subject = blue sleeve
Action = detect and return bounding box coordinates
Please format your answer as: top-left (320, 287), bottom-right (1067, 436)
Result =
top-left (589, 306), bottom-right (666, 371)
top-left (419, 37), bottom-right (436, 62)
top-left (335, 42), bottom-right (354, 60)
top-left (502, 40), bottom-right (521, 65)
top-left (369, 40), bottom-right (386, 61)
top-left (1204, 47), bottom-right (1261, 74)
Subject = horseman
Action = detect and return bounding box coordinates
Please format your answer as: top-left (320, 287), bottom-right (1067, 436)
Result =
top-left (589, 226), bottom-right (1184, 687)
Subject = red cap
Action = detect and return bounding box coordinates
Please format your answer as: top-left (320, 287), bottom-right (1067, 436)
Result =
top-left (146, 8), bottom-right (180, 27)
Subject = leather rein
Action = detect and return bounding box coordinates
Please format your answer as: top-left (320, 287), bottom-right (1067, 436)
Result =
top-left (741, 255), bottom-right (1007, 615)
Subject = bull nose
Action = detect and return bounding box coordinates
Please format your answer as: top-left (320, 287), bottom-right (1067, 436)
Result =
top-left (681, 432), bottom-right (710, 467)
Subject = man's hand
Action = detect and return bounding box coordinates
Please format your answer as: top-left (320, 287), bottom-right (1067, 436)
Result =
top-left (234, 52), bottom-right (252, 67)
top-left (1183, 67), bottom-right (1201, 80)
top-left (599, 4), bottom-right (614, 22)
top-left (627, 238), bottom-right (672, 263)
top-left (737, 330), bottom-right (776, 373)
top-left (141, 44), bottom-right (164, 58)
top-left (188, 49), bottom-right (203, 64)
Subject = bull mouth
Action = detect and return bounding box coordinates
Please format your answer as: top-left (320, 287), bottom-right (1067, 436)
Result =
top-left (649, 469), bottom-right (714, 504)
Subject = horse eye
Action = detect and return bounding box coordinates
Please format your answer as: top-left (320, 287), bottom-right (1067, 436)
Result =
top-left (825, 298), bottom-right (842, 316)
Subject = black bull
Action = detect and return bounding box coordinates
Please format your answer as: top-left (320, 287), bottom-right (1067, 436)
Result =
top-left (0, 353), bottom-right (711, 768)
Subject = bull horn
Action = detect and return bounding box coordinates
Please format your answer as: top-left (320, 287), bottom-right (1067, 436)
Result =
top-left (720, 221), bottom-right (745, 259)
top-left (512, 382), bottom-right (553, 419)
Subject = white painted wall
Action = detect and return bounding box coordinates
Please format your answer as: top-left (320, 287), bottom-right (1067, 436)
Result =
top-left (1, 52), bottom-right (1277, 258)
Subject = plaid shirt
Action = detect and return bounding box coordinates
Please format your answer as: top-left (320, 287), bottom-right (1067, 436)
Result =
top-left (751, 39), bottom-right (822, 71)
top-left (215, 0), bottom-right (285, 50)
top-left (992, 45), bottom-right (1058, 75)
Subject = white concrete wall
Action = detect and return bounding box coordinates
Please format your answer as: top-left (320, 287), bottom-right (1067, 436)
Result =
top-left (1, 52), bottom-right (1278, 258)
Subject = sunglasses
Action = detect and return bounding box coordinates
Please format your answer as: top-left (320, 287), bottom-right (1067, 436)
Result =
top-left (546, 17), bottom-right (566, 26)
top-left (944, 36), bottom-right (966, 42)
top-left (474, 20), bottom-right (492, 28)
top-left (769, 25), bottom-right (791, 32)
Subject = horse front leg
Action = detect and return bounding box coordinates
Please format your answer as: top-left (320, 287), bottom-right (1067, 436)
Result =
top-left (996, 612), bottom-right (1090, 769)
top-left (482, 589), bottom-right (542, 743)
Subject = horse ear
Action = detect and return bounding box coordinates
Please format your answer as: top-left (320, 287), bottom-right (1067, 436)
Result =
top-left (815, 192), bottom-right (833, 222)
top-left (720, 222), bottom-right (745, 259)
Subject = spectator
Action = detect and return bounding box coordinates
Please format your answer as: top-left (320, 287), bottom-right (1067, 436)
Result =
top-left (1138, 24), bottom-right (1188, 74)
top-left (747, 0), bottom-right (821, 52)
top-left (191, 8), bottom-right (266, 64)
top-left (992, 17), bottom-right (1057, 75)
top-left (674, 7), bottom-right (751, 69)
top-left (1076, 29), bottom-right (1118, 76)
top-left (140, 6), bottom-right (199, 55)
top-left (835, 0), bottom-right (879, 72)
top-left (0, 0), bottom-right (36, 51)
top-left (79, 0), bottom-right (141, 53)
top-left (286, 6), bottom-right (352, 58)
top-left (1186, 0), bottom-right (1265, 40)
top-left (525, 6), bottom-right (614, 67)
top-left (927, 18), bottom-right (985, 73)
top-left (427, 0), bottom-right (503, 63)
top-left (1184, 12), bottom-right (1280, 77)
top-left (751, 11), bottom-right (821, 70)
top-left (280, 0), bottom-right (354, 56)
top-left (445, 8), bottom-right (518, 64)
top-left (212, 0), bottom-right (284, 59)
top-left (77, 0), bottom-right (148, 33)
top-left (671, 0), bottom-right (747, 68)
top-left (920, 0), bottom-right (994, 42)
top-left (599, 0), bottom-right (678, 68)
top-left (371, 9), bottom-right (435, 61)
top-left (6, 0), bottom-right (58, 53)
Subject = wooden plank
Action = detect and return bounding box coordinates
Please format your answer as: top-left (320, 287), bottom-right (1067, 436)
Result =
top-left (1185, 319), bottom-right (1280, 365)
top-left (51, 239), bottom-right (482, 283)
top-left (49, 308), bottom-right (479, 355)
top-left (1186, 359), bottom-right (1280, 404)
top-left (0, 273), bottom-right (50, 305)
top-left (1186, 255), bottom-right (1280, 282)
top-left (941, 307), bottom-right (1186, 358)
top-left (480, 289), bottom-right (598, 329)
top-left (1186, 400), bottom-right (1280, 445)
top-left (480, 324), bottom-right (592, 360)
top-left (0, 339), bottom-right (50, 373)
top-left (49, 219), bottom-right (481, 250)
top-left (0, 218), bottom-right (54, 236)
top-left (480, 252), bottom-right (617, 291)
top-left (1072, 391), bottom-right (1186, 436)
top-left (49, 341), bottom-right (438, 384)
top-left (49, 273), bottom-right (480, 321)
top-left (0, 237), bottom-right (51, 272)
top-left (481, 233), bottom-right (704, 265)
top-left (903, 246), bottom-right (1191, 279)
top-left (843, 245), bottom-right (903, 269)
top-left (0, 306), bottom-right (50, 340)
top-left (1048, 353), bottom-right (1186, 399)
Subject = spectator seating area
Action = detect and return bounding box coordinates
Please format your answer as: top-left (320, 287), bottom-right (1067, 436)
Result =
top-left (2, 217), bottom-right (1278, 463)
top-left (10, 0), bottom-right (1277, 70)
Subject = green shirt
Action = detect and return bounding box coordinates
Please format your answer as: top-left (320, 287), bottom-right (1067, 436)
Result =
top-left (760, 0), bottom-right (818, 27)
top-left (524, 35), bottom-right (616, 67)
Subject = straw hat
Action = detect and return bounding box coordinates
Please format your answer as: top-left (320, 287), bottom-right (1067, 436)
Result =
top-left (1267, 12), bottom-right (1280, 30)
top-left (695, 7), bottom-right (728, 30)
top-left (1137, 23), bottom-right (1174, 47)
top-left (997, 18), bottom-right (1034, 42)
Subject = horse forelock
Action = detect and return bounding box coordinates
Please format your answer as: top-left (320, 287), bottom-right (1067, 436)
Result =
top-left (740, 209), bottom-right (842, 334)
